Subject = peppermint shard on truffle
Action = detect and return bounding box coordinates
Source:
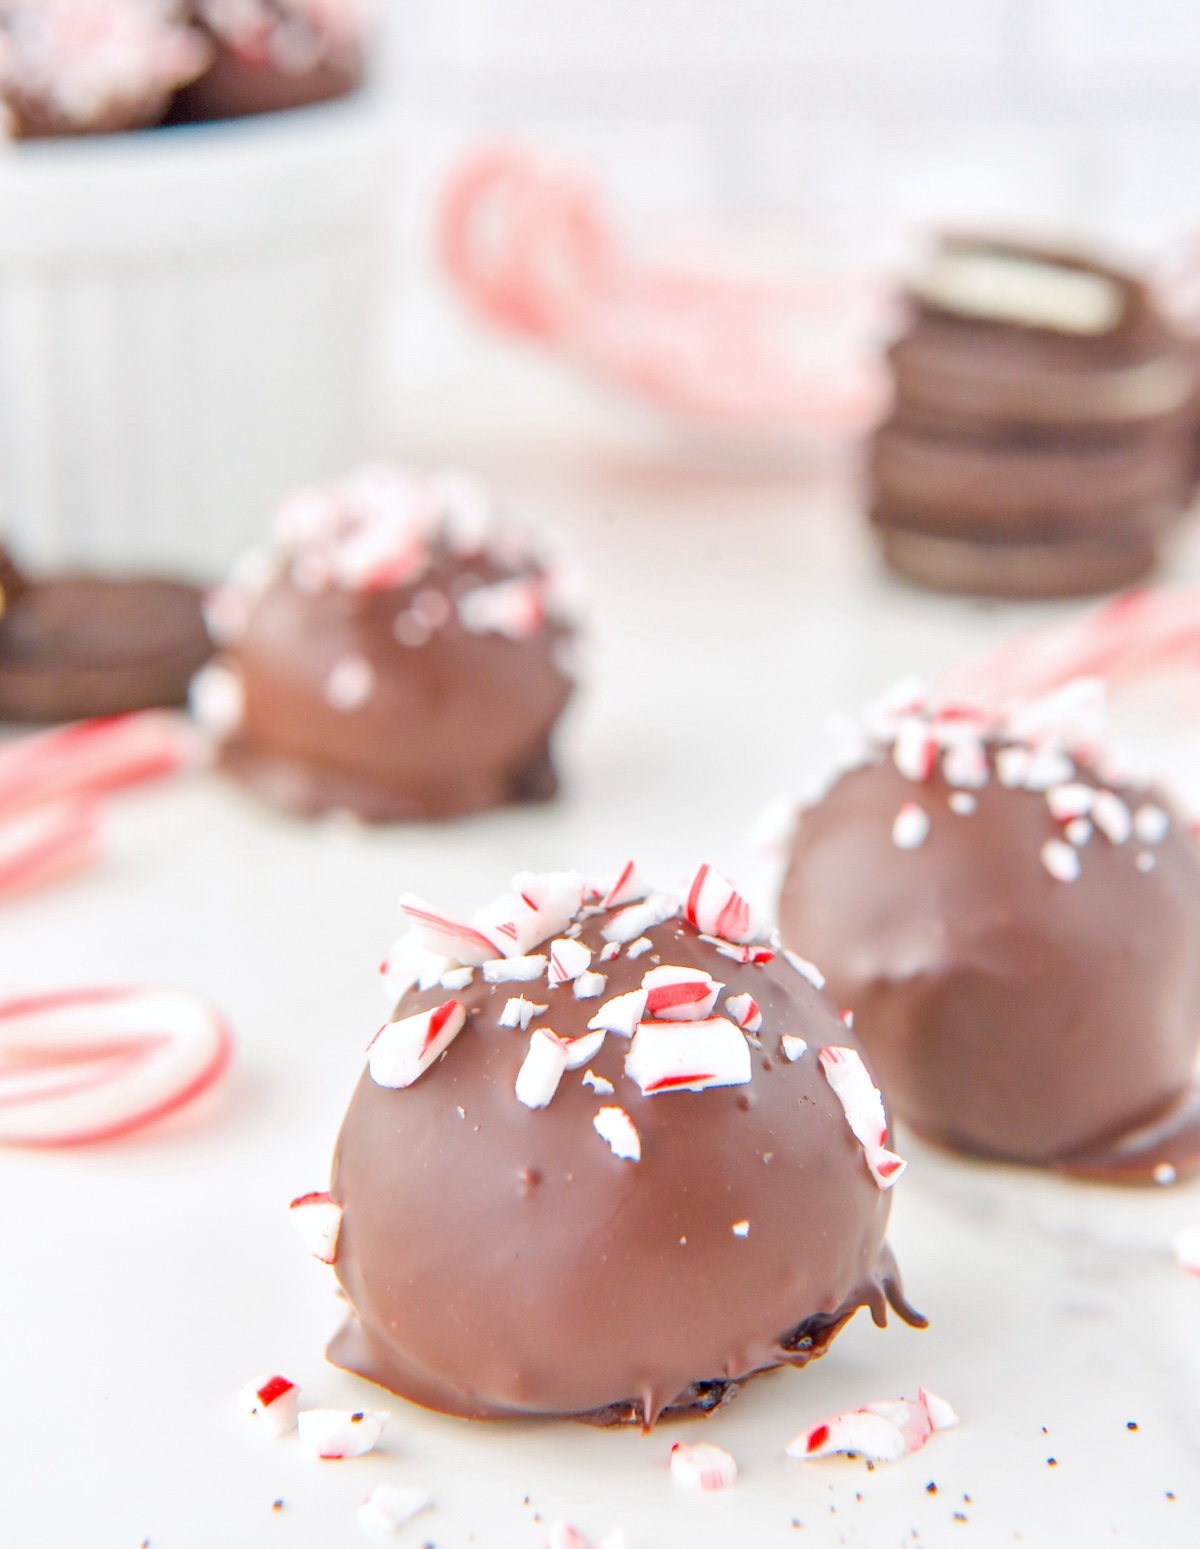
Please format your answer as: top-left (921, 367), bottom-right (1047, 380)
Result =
top-left (317, 863), bottom-right (923, 1428)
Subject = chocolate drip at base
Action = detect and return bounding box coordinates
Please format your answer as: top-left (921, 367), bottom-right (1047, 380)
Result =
top-left (1053, 1080), bottom-right (1200, 1183)
top-left (329, 1245), bottom-right (922, 1430)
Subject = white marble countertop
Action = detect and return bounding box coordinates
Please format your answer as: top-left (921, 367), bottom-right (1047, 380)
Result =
top-left (4, 453), bottom-right (1200, 1548)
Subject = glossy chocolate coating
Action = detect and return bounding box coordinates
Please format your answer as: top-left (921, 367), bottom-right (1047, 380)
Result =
top-left (329, 912), bottom-right (921, 1426)
top-left (0, 574), bottom-right (211, 722)
top-left (779, 752), bottom-right (1200, 1178)
top-left (219, 548), bottom-right (573, 821)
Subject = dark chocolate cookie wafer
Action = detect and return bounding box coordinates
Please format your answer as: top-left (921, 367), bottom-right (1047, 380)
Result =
top-left (0, 574), bottom-right (213, 723)
top-left (869, 237), bottom-right (1200, 597)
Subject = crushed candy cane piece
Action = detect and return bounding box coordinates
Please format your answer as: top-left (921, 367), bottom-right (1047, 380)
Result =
top-left (1134, 804), bottom-right (1170, 844)
top-left (546, 1525), bottom-right (590, 1549)
top-left (515, 1027), bottom-right (570, 1108)
top-left (1065, 817), bottom-right (1092, 846)
top-left (865, 676), bottom-right (929, 737)
top-left (917, 1388), bottom-right (959, 1431)
top-left (548, 938), bottom-right (593, 986)
top-left (562, 1030), bottom-right (606, 1069)
top-left (819, 1046), bottom-right (906, 1188)
top-left (458, 576), bottom-right (544, 638)
top-left (483, 955), bottom-right (549, 983)
top-left (1092, 791), bottom-right (1132, 843)
top-left (1173, 1224), bottom-right (1200, 1275)
top-left (670, 1441), bottom-right (738, 1491)
top-left (626, 1018), bottom-right (752, 1095)
top-left (439, 966), bottom-right (474, 991)
top-left (791, 1408), bottom-right (909, 1463)
top-left (325, 653), bottom-right (375, 711)
top-left (0, 985), bottom-right (233, 1148)
top-left (783, 950), bottom-right (825, 990)
top-left (602, 893), bottom-right (678, 944)
top-left (587, 988), bottom-right (648, 1038)
top-left (189, 662), bottom-right (245, 739)
top-left (892, 803), bottom-right (930, 849)
top-left (0, 797), bottom-right (100, 902)
top-left (893, 718), bottom-right (937, 782)
top-left (593, 1105), bottom-right (641, 1161)
top-left (949, 792), bottom-right (977, 815)
top-left (574, 970), bottom-right (606, 999)
top-left (641, 964), bottom-right (722, 1021)
top-left (476, 870), bottom-right (587, 956)
top-left (1024, 744), bottom-right (1075, 792)
top-left (1040, 838), bottom-right (1081, 883)
top-left (603, 861), bottom-right (648, 908)
top-left (942, 736), bottom-right (988, 789)
top-left (996, 746), bottom-right (1032, 788)
top-left (789, 1389), bottom-right (956, 1463)
top-left (685, 863), bottom-right (759, 943)
top-left (499, 995), bottom-right (548, 1030)
top-left (626, 936), bottom-right (654, 958)
top-left (368, 1000), bottom-right (466, 1089)
top-left (1137, 851), bottom-right (1156, 872)
top-left (239, 1374), bottom-right (299, 1437)
top-left (297, 1408), bottom-right (387, 1460)
top-left (358, 1484), bottom-right (433, 1535)
top-left (399, 894), bottom-right (500, 965)
top-left (700, 933), bottom-right (776, 965)
top-left (289, 1191), bottom-right (343, 1264)
top-left (732, 1219), bottom-right (750, 1237)
top-left (781, 1035), bottom-right (807, 1061)
top-left (724, 992), bottom-right (762, 1033)
top-left (599, 941), bottom-right (621, 963)
top-left (377, 937), bottom-right (441, 1002)
top-left (582, 1069), bottom-right (614, 1094)
top-left (1046, 782), bottom-right (1094, 822)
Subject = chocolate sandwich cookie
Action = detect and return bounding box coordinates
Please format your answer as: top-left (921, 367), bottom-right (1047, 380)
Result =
top-left (0, 566), bottom-right (212, 723)
top-left (778, 680), bottom-right (1200, 1182)
top-left (869, 238), bottom-right (1200, 597)
top-left (307, 865), bottom-right (922, 1427)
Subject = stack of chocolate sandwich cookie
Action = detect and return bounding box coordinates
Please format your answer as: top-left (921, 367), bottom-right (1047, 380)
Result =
top-left (869, 237), bottom-right (1199, 597)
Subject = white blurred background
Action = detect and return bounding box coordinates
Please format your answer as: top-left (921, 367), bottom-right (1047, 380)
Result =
top-left (369, 0), bottom-right (1200, 457)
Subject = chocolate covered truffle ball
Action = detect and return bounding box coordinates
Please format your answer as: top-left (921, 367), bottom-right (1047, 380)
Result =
top-left (869, 237), bottom-right (1199, 597)
top-left (0, 0), bottom-right (210, 138)
top-left (311, 865), bottom-right (922, 1427)
top-left (171, 0), bottom-right (363, 121)
top-left (779, 679), bottom-right (1200, 1181)
top-left (192, 465), bottom-right (574, 821)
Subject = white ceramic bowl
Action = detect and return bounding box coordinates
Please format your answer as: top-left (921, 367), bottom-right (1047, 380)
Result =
top-left (0, 94), bottom-right (392, 579)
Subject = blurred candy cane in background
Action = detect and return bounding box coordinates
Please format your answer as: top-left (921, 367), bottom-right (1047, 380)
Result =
top-left (438, 144), bottom-right (892, 438)
top-left (940, 588), bottom-right (1200, 711)
top-left (0, 711), bottom-right (203, 903)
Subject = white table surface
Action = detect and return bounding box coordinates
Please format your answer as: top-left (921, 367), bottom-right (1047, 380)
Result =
top-left (4, 452), bottom-right (1200, 1549)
